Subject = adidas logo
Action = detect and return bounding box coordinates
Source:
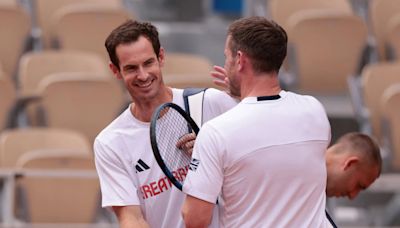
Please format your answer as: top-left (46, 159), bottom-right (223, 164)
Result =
top-left (135, 159), bottom-right (150, 173)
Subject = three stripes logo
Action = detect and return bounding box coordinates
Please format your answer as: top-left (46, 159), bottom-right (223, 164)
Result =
top-left (189, 158), bottom-right (200, 171)
top-left (135, 159), bottom-right (150, 173)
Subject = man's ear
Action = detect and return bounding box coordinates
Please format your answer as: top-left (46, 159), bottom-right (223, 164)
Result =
top-left (158, 47), bottom-right (165, 67)
top-left (343, 156), bottom-right (359, 171)
top-left (236, 50), bottom-right (245, 71)
top-left (109, 62), bottom-right (122, 79)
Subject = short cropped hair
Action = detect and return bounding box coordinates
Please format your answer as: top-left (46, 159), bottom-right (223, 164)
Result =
top-left (227, 16), bottom-right (287, 74)
top-left (105, 20), bottom-right (161, 70)
top-left (335, 132), bottom-right (382, 174)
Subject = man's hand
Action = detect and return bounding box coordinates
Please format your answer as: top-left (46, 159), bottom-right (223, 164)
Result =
top-left (211, 65), bottom-right (229, 89)
top-left (211, 65), bottom-right (240, 99)
top-left (176, 133), bottom-right (196, 156)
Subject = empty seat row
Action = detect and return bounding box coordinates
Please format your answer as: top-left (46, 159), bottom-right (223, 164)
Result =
top-left (0, 1), bottom-right (133, 79)
top-left (348, 61), bottom-right (400, 171)
top-left (268, 0), bottom-right (400, 62)
top-left (0, 127), bottom-right (108, 225)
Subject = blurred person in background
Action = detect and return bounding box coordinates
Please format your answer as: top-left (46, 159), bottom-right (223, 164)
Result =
top-left (326, 132), bottom-right (382, 200)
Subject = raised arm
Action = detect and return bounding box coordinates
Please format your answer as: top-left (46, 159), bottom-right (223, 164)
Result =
top-left (113, 205), bottom-right (150, 228)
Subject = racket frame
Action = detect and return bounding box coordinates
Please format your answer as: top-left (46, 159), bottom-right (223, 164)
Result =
top-left (150, 102), bottom-right (199, 191)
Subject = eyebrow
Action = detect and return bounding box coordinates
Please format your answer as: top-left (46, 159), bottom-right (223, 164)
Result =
top-left (144, 58), bottom-right (155, 65)
top-left (122, 57), bottom-right (155, 70)
top-left (122, 64), bottom-right (137, 71)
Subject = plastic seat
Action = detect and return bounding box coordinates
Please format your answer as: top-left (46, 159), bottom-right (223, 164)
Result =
top-left (34, 0), bottom-right (123, 48)
top-left (0, 76), bottom-right (16, 131)
top-left (370, 0), bottom-right (400, 60)
top-left (38, 74), bottom-right (125, 143)
top-left (267, 0), bottom-right (354, 85)
top-left (163, 52), bottom-right (215, 88)
top-left (15, 150), bottom-right (99, 223)
top-left (18, 50), bottom-right (109, 97)
top-left (53, 4), bottom-right (132, 61)
top-left (361, 61), bottom-right (400, 142)
top-left (268, 0), bottom-right (352, 32)
top-left (0, 5), bottom-right (30, 80)
top-left (0, 0), bottom-right (17, 6)
top-left (381, 84), bottom-right (400, 170)
top-left (288, 12), bottom-right (367, 94)
top-left (0, 127), bottom-right (91, 168)
top-left (386, 13), bottom-right (400, 60)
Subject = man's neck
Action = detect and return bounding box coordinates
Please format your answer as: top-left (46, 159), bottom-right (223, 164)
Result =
top-left (240, 72), bottom-right (282, 99)
top-left (130, 86), bottom-right (173, 122)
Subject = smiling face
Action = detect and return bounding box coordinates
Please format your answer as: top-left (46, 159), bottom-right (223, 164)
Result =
top-left (110, 35), bottom-right (166, 104)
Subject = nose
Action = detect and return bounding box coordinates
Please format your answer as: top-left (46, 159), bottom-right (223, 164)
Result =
top-left (137, 66), bottom-right (149, 81)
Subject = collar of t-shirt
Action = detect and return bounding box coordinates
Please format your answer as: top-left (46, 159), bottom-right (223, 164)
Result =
top-left (241, 90), bottom-right (286, 104)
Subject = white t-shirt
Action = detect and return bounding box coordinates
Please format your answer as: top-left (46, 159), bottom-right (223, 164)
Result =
top-left (94, 88), bottom-right (237, 228)
top-left (184, 90), bottom-right (331, 228)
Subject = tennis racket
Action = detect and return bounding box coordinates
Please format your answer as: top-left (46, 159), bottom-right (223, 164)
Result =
top-left (150, 102), bottom-right (199, 191)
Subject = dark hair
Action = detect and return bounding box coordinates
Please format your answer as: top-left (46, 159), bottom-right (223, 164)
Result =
top-left (228, 16), bottom-right (287, 74)
top-left (336, 132), bottom-right (382, 175)
top-left (105, 20), bottom-right (161, 70)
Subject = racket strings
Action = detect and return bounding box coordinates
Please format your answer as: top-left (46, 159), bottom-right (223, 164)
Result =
top-left (155, 108), bottom-right (192, 180)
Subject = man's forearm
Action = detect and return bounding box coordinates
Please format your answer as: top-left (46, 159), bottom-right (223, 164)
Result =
top-left (113, 206), bottom-right (150, 228)
top-left (182, 195), bottom-right (214, 228)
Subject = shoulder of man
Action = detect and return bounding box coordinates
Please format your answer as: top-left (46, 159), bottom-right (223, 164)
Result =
top-left (183, 88), bottom-right (208, 127)
top-left (183, 88), bottom-right (239, 126)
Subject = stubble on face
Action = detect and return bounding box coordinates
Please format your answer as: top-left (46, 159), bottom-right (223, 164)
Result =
top-left (224, 35), bottom-right (241, 97)
top-left (116, 36), bottom-right (167, 104)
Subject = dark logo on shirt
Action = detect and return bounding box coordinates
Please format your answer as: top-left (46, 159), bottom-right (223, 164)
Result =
top-left (135, 159), bottom-right (150, 173)
top-left (189, 158), bottom-right (200, 171)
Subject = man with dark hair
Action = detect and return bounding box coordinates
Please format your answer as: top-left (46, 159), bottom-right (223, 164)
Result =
top-left (326, 132), bottom-right (382, 199)
top-left (182, 16), bottom-right (331, 227)
top-left (94, 20), bottom-right (237, 228)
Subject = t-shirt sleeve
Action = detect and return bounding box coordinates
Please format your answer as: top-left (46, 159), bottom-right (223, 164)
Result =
top-left (183, 123), bottom-right (224, 203)
top-left (307, 95), bottom-right (332, 144)
top-left (94, 139), bottom-right (141, 207)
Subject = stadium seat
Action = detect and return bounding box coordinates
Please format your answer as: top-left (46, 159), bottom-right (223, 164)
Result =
top-left (287, 11), bottom-right (367, 94)
top-left (163, 52), bottom-right (215, 88)
top-left (267, 0), bottom-right (354, 89)
top-left (15, 150), bottom-right (99, 223)
top-left (369, 0), bottom-right (400, 60)
top-left (37, 74), bottom-right (125, 143)
top-left (381, 84), bottom-right (400, 170)
top-left (18, 50), bottom-right (109, 97)
top-left (267, 0), bottom-right (353, 33)
top-left (53, 4), bottom-right (132, 61)
top-left (386, 13), bottom-right (400, 60)
top-left (361, 61), bottom-right (400, 142)
top-left (0, 127), bottom-right (91, 168)
top-left (14, 50), bottom-right (110, 126)
top-left (0, 0), bottom-right (17, 6)
top-left (0, 4), bottom-right (30, 80)
top-left (34, 0), bottom-right (123, 48)
top-left (0, 75), bottom-right (16, 131)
